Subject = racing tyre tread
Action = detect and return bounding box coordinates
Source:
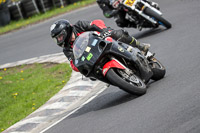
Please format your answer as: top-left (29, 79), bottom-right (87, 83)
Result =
top-left (144, 7), bottom-right (172, 29)
top-left (106, 69), bottom-right (147, 95)
top-left (150, 57), bottom-right (166, 81)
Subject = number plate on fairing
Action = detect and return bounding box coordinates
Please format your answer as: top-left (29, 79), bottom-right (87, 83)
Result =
top-left (124, 0), bottom-right (136, 7)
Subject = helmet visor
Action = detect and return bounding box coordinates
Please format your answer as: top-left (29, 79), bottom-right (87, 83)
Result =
top-left (54, 30), bottom-right (67, 47)
top-left (110, 0), bottom-right (121, 8)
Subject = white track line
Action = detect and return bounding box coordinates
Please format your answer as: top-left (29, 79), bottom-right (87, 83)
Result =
top-left (40, 86), bottom-right (107, 133)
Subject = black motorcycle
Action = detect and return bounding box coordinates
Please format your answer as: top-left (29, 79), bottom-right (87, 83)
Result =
top-left (73, 32), bottom-right (165, 95)
top-left (110, 0), bottom-right (171, 30)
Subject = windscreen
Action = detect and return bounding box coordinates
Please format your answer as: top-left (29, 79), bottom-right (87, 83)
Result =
top-left (73, 32), bottom-right (90, 59)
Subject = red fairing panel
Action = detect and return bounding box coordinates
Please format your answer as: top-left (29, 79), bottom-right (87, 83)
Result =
top-left (70, 60), bottom-right (79, 72)
top-left (102, 59), bottom-right (125, 76)
top-left (90, 19), bottom-right (107, 29)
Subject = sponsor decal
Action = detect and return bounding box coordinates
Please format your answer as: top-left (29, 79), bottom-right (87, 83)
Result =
top-left (81, 56), bottom-right (85, 61)
top-left (85, 47), bottom-right (91, 52)
top-left (87, 53), bottom-right (93, 61)
top-left (91, 39), bottom-right (98, 46)
top-left (124, 0), bottom-right (135, 7)
top-left (118, 46), bottom-right (124, 52)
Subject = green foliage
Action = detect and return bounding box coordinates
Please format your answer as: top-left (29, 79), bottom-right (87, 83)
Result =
top-left (0, 63), bottom-right (72, 132)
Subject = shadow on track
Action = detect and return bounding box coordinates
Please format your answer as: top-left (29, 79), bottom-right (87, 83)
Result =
top-left (68, 88), bottom-right (139, 119)
top-left (132, 28), bottom-right (168, 39)
top-left (67, 77), bottom-right (166, 119)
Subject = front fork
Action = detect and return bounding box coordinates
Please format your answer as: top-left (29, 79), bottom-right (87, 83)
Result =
top-left (125, 0), bottom-right (162, 24)
top-left (102, 58), bottom-right (126, 76)
top-left (102, 57), bottom-right (134, 78)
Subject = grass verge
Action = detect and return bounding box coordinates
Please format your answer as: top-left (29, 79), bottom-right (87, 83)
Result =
top-left (0, 0), bottom-right (96, 35)
top-left (0, 63), bottom-right (72, 132)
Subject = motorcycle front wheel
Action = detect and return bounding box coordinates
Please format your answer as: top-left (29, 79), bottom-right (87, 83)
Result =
top-left (144, 7), bottom-right (172, 29)
top-left (106, 68), bottom-right (147, 95)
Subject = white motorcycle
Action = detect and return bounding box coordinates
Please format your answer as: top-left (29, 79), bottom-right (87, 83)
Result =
top-left (111, 0), bottom-right (172, 30)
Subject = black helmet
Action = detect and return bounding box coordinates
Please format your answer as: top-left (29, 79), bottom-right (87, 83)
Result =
top-left (50, 19), bottom-right (73, 48)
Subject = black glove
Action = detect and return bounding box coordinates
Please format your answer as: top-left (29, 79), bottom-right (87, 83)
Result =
top-left (100, 28), bottom-right (113, 39)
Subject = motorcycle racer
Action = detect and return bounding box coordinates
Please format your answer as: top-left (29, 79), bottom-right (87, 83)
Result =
top-left (50, 19), bottom-right (150, 72)
top-left (97, 0), bottom-right (159, 29)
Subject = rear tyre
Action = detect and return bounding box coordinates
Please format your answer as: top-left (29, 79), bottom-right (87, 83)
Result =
top-left (149, 57), bottom-right (166, 81)
top-left (106, 69), bottom-right (147, 95)
top-left (144, 7), bottom-right (172, 29)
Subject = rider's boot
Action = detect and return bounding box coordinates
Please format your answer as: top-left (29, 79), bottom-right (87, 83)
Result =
top-left (110, 30), bottom-right (150, 55)
top-left (128, 37), bottom-right (150, 55)
top-left (136, 43), bottom-right (151, 55)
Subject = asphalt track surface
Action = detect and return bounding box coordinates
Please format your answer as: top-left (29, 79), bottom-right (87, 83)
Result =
top-left (1, 0), bottom-right (200, 133)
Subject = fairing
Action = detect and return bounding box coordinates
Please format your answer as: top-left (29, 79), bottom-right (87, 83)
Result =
top-left (73, 32), bottom-right (153, 83)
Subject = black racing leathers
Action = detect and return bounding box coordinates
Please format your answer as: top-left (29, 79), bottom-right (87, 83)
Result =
top-left (97, 0), bottom-right (137, 28)
top-left (63, 20), bottom-right (140, 71)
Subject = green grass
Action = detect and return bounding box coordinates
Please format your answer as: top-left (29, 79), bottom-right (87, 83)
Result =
top-left (0, 0), bottom-right (96, 35)
top-left (0, 63), bottom-right (72, 132)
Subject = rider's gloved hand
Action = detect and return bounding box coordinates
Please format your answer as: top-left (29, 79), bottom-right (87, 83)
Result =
top-left (100, 28), bottom-right (112, 39)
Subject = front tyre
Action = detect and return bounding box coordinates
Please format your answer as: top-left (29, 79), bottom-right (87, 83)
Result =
top-left (144, 7), bottom-right (172, 29)
top-left (106, 69), bottom-right (147, 95)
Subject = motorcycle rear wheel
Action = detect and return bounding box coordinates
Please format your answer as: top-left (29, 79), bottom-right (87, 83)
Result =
top-left (144, 7), bottom-right (172, 29)
top-left (106, 68), bottom-right (147, 95)
top-left (149, 57), bottom-right (166, 81)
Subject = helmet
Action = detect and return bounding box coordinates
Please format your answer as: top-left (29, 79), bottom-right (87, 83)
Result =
top-left (109, 0), bottom-right (121, 8)
top-left (50, 19), bottom-right (73, 48)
